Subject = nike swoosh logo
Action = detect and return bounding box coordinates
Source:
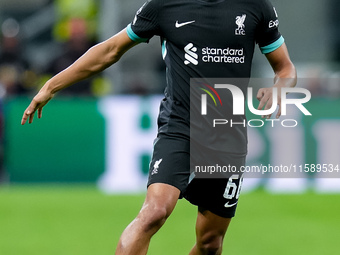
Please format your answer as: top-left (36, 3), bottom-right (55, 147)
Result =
top-left (175, 20), bottom-right (195, 28)
top-left (224, 201), bottom-right (238, 208)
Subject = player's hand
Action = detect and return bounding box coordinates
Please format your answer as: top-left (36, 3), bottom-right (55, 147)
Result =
top-left (21, 89), bottom-right (55, 125)
top-left (256, 86), bottom-right (281, 119)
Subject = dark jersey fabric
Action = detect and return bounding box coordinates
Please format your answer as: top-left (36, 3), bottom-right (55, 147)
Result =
top-left (127, 0), bottom-right (283, 154)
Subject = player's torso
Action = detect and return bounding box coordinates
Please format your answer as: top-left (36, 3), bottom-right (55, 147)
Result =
top-left (158, 0), bottom-right (263, 78)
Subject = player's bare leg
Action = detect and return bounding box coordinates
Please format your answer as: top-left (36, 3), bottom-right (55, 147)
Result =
top-left (115, 183), bottom-right (180, 255)
top-left (189, 207), bottom-right (232, 255)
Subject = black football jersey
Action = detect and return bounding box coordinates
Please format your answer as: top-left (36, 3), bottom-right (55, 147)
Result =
top-left (127, 0), bottom-right (284, 154)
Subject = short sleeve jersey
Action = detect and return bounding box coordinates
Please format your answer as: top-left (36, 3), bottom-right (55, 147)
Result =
top-left (127, 0), bottom-right (283, 154)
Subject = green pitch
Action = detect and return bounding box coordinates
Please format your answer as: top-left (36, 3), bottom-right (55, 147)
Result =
top-left (0, 185), bottom-right (339, 255)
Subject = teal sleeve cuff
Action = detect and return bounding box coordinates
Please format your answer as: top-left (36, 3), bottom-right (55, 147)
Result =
top-left (126, 24), bottom-right (149, 43)
top-left (260, 36), bottom-right (285, 54)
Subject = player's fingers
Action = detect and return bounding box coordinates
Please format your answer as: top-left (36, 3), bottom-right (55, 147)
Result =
top-left (21, 111), bottom-right (29, 125)
top-left (257, 100), bottom-right (265, 112)
top-left (29, 111), bottom-right (36, 124)
top-left (259, 93), bottom-right (273, 118)
top-left (264, 99), bottom-right (273, 119)
top-left (22, 100), bottom-right (38, 124)
top-left (276, 105), bottom-right (282, 119)
top-left (256, 89), bottom-right (265, 101)
top-left (38, 107), bottom-right (43, 119)
top-left (274, 95), bottom-right (281, 118)
top-left (257, 95), bottom-right (269, 110)
top-left (21, 91), bottom-right (53, 125)
top-left (263, 97), bottom-right (273, 110)
top-left (21, 106), bottom-right (34, 125)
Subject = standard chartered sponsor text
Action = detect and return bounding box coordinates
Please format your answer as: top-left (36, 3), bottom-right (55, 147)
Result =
top-left (202, 47), bottom-right (245, 63)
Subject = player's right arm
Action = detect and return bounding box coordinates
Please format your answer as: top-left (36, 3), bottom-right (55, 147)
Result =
top-left (21, 29), bottom-right (138, 125)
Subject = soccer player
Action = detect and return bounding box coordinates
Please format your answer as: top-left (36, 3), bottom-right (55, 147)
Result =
top-left (22, 0), bottom-right (296, 254)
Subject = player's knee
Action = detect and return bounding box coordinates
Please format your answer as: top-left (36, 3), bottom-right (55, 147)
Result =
top-left (197, 232), bottom-right (223, 255)
top-left (140, 205), bottom-right (169, 232)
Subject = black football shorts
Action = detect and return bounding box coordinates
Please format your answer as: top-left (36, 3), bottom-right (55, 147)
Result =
top-left (147, 133), bottom-right (246, 218)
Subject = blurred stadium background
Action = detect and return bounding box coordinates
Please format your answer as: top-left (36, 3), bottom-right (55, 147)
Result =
top-left (0, 0), bottom-right (339, 254)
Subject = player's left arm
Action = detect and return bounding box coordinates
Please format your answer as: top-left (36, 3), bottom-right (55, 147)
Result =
top-left (257, 42), bottom-right (297, 118)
